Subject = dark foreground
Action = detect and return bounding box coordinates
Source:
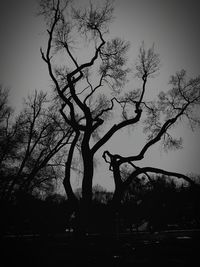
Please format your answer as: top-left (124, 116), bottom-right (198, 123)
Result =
top-left (1, 230), bottom-right (200, 267)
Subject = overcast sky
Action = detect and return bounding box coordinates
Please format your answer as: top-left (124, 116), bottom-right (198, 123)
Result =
top-left (0, 0), bottom-right (200, 190)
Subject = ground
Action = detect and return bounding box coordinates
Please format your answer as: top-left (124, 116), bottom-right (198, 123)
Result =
top-left (1, 230), bottom-right (200, 266)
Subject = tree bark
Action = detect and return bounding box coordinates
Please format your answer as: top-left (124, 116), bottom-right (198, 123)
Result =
top-left (80, 149), bottom-right (94, 233)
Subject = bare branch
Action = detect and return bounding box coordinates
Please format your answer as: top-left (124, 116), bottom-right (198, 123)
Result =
top-left (91, 107), bottom-right (142, 154)
top-left (124, 166), bottom-right (196, 188)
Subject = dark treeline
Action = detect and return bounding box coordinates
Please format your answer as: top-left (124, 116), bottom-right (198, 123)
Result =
top-left (1, 174), bottom-right (200, 236)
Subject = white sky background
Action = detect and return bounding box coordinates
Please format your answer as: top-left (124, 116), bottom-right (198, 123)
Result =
top-left (0, 0), bottom-right (200, 191)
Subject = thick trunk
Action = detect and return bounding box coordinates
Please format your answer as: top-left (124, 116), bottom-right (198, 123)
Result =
top-left (82, 156), bottom-right (94, 204)
top-left (63, 160), bottom-right (78, 205)
top-left (80, 149), bottom-right (94, 233)
top-left (63, 131), bottom-right (79, 225)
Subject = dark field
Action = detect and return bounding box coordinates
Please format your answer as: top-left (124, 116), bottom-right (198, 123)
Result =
top-left (1, 230), bottom-right (200, 267)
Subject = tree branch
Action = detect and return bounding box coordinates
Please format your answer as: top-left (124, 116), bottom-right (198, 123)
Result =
top-left (124, 166), bottom-right (196, 188)
top-left (91, 108), bottom-right (142, 155)
top-left (118, 101), bottom-right (191, 163)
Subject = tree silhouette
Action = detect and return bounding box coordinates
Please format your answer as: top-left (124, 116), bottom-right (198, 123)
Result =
top-left (0, 85), bottom-right (16, 199)
top-left (0, 90), bottom-right (73, 201)
top-left (39, 0), bottom-right (133, 230)
top-left (39, 0), bottom-right (200, 232)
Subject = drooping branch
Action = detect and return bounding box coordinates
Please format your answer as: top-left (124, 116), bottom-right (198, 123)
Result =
top-left (103, 149), bottom-right (197, 197)
top-left (123, 166), bottom-right (196, 188)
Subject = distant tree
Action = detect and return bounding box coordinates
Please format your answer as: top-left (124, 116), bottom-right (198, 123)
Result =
top-left (1, 90), bottom-right (73, 201)
top-left (0, 85), bottom-right (13, 164)
top-left (0, 85), bottom-right (18, 199)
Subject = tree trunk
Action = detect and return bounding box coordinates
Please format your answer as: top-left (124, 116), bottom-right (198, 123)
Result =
top-left (80, 148), bottom-right (94, 234)
top-left (64, 162), bottom-right (78, 206)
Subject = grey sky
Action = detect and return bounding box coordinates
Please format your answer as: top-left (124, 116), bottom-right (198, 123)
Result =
top-left (0, 0), bottom-right (200, 190)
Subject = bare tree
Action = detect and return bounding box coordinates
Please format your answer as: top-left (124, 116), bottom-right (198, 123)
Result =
top-left (0, 85), bottom-right (17, 199)
top-left (39, 0), bottom-right (200, 232)
top-left (1, 90), bottom-right (74, 201)
top-left (0, 85), bottom-right (15, 165)
top-left (38, 0), bottom-right (135, 229)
